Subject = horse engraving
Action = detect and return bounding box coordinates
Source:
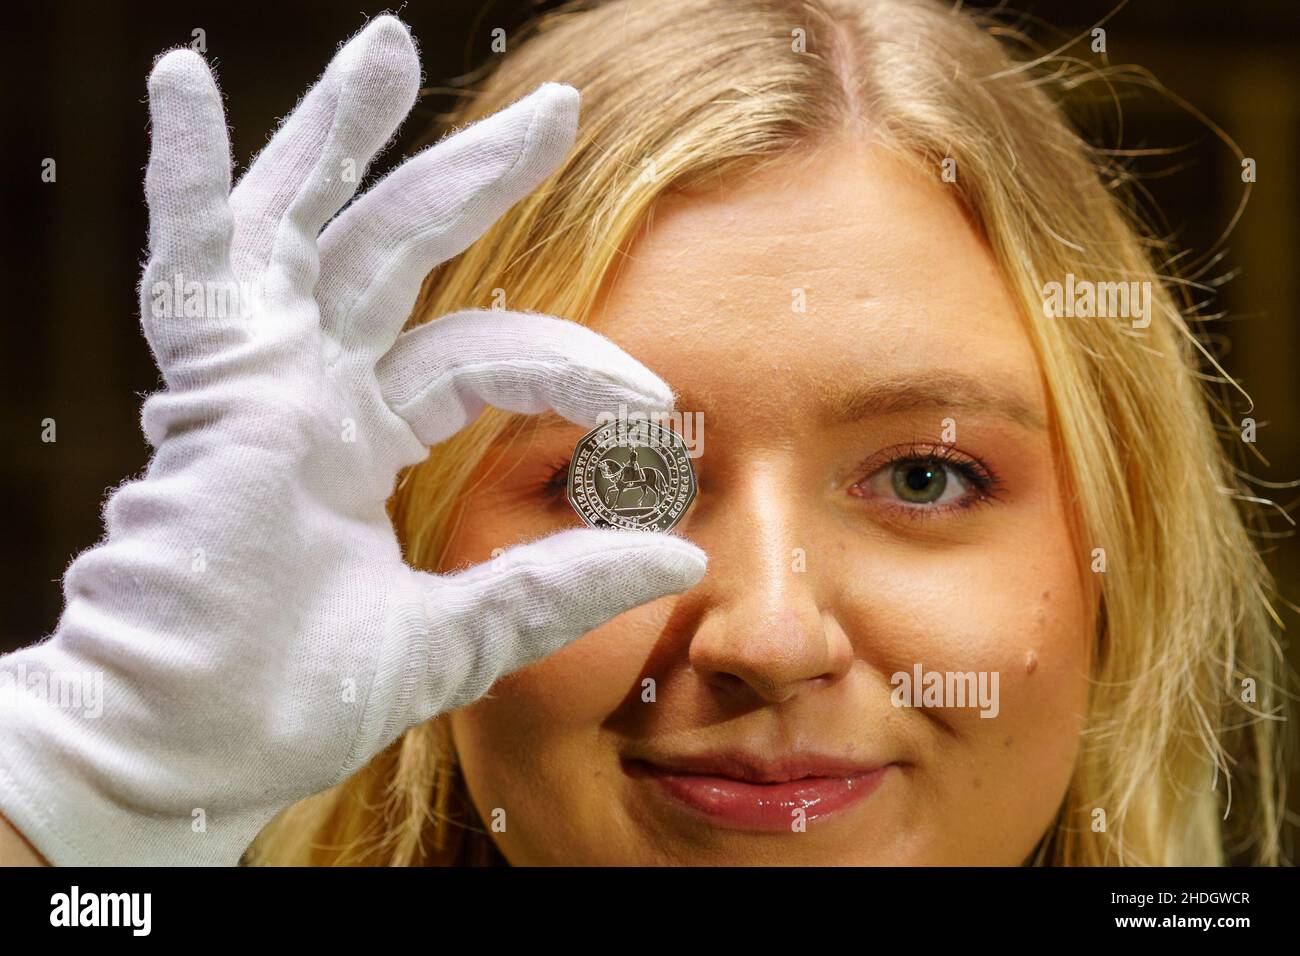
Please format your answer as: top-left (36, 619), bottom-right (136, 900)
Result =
top-left (598, 449), bottom-right (667, 511)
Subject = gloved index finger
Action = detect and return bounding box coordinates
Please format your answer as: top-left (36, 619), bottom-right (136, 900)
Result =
top-left (373, 308), bottom-right (678, 447)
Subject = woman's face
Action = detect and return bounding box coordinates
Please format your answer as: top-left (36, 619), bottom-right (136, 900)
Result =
top-left (440, 137), bottom-right (1094, 865)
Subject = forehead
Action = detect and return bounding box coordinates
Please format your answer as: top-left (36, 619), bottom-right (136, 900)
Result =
top-left (586, 136), bottom-right (1045, 431)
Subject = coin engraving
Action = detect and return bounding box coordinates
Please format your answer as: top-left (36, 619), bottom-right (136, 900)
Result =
top-left (567, 418), bottom-right (697, 532)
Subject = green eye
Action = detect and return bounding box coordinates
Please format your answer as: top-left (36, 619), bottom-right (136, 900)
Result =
top-left (891, 461), bottom-right (948, 504)
top-left (850, 445), bottom-right (1001, 516)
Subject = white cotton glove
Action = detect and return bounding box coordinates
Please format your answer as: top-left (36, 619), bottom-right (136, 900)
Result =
top-left (0, 16), bottom-right (706, 866)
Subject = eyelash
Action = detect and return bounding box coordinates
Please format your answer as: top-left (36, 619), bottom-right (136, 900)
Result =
top-left (848, 442), bottom-right (1004, 519)
top-left (538, 444), bottom-right (1006, 517)
top-left (541, 460), bottom-right (571, 501)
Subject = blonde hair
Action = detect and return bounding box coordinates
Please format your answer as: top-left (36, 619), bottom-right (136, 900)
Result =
top-left (246, 0), bottom-right (1287, 866)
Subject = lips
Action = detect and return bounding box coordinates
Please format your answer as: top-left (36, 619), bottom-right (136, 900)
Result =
top-left (623, 753), bottom-right (891, 831)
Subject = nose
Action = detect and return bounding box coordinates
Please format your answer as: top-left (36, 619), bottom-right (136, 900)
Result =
top-left (684, 464), bottom-right (853, 704)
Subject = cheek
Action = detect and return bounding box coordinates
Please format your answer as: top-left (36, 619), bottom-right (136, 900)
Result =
top-left (446, 601), bottom-right (667, 862)
top-left (461, 604), bottom-right (658, 732)
top-left (842, 547), bottom-right (1090, 744)
top-left (833, 503), bottom-right (1092, 859)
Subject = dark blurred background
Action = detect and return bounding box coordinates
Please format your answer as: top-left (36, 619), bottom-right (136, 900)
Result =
top-left (1, 0), bottom-right (1297, 802)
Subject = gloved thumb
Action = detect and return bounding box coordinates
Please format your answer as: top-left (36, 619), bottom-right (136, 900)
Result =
top-left (367, 528), bottom-right (706, 744)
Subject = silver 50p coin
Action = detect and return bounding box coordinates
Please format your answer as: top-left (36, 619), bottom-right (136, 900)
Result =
top-left (567, 418), bottom-right (697, 532)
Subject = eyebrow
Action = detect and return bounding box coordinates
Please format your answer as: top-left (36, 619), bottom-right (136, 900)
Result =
top-left (822, 372), bottom-right (1047, 431)
top-left (506, 371), bottom-right (1047, 438)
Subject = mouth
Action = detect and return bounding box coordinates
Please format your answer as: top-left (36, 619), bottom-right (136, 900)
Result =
top-left (621, 752), bottom-right (893, 832)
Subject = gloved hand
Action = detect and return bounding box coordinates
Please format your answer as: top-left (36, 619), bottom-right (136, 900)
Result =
top-left (0, 16), bottom-right (706, 866)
